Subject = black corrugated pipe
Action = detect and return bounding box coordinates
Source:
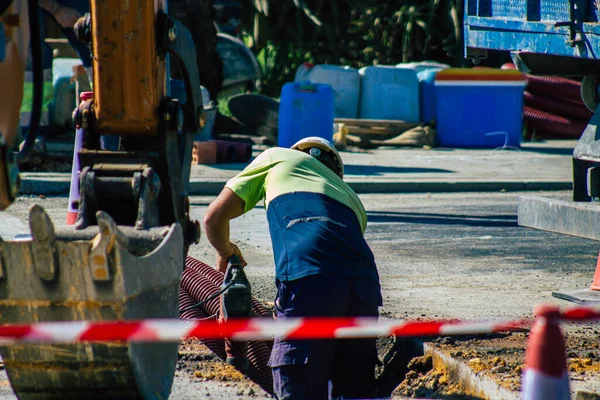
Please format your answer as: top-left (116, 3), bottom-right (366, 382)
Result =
top-left (17, 0), bottom-right (43, 161)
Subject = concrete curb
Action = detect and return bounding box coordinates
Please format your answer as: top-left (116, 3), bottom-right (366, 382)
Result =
top-left (20, 177), bottom-right (72, 196)
top-left (19, 175), bottom-right (573, 197)
top-left (423, 343), bottom-right (519, 400)
top-left (518, 195), bottom-right (600, 241)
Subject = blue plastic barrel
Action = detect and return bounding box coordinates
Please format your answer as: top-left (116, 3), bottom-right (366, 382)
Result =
top-left (278, 82), bottom-right (334, 148)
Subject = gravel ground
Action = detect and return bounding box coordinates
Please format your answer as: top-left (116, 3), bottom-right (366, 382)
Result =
top-left (1, 191), bottom-right (600, 398)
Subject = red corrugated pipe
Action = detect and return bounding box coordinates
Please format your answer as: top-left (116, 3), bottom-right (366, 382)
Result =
top-left (524, 91), bottom-right (593, 121)
top-left (184, 258), bottom-right (274, 356)
top-left (185, 256), bottom-right (274, 322)
top-left (180, 258), bottom-right (274, 395)
top-left (523, 106), bottom-right (588, 139)
top-left (180, 268), bottom-right (222, 315)
top-left (526, 75), bottom-right (582, 103)
top-left (180, 288), bottom-right (226, 359)
top-left (185, 256), bottom-right (224, 285)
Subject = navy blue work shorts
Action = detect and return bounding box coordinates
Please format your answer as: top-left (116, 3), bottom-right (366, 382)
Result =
top-left (268, 273), bottom-right (381, 400)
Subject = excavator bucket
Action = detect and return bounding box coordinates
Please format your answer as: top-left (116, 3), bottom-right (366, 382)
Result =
top-left (0, 205), bottom-right (183, 400)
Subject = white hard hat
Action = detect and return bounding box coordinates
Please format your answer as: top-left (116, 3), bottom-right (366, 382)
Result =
top-left (290, 136), bottom-right (344, 178)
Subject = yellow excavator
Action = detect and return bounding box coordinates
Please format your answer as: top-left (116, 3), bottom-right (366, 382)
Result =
top-left (0, 0), bottom-right (203, 398)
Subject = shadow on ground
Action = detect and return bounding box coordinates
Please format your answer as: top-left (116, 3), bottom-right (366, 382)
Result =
top-left (344, 165), bottom-right (453, 176)
top-left (518, 145), bottom-right (575, 156)
top-left (367, 211), bottom-right (518, 227)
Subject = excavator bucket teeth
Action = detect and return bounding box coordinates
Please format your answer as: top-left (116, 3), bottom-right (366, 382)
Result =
top-left (0, 206), bottom-right (183, 400)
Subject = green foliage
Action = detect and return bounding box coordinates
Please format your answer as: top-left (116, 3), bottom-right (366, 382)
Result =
top-left (217, 96), bottom-right (233, 117)
top-left (239, 0), bottom-right (464, 96)
top-left (21, 82), bottom-right (54, 114)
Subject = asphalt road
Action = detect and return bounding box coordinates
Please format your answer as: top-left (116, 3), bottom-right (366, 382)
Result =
top-left (186, 191), bottom-right (599, 321)
top-left (0, 191), bottom-right (598, 398)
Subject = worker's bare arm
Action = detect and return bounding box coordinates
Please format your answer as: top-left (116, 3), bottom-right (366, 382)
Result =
top-left (203, 188), bottom-right (247, 272)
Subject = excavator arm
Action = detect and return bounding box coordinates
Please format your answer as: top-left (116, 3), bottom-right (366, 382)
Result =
top-left (0, 1), bottom-right (206, 398)
top-left (74, 0), bottom-right (203, 247)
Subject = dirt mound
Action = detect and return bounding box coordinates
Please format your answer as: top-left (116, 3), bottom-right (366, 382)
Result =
top-left (177, 338), bottom-right (265, 397)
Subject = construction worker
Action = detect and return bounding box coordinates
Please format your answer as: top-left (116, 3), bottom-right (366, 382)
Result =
top-left (203, 137), bottom-right (382, 399)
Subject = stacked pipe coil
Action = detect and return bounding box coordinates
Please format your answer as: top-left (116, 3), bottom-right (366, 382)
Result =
top-left (525, 75), bottom-right (583, 103)
top-left (523, 91), bottom-right (592, 121)
top-left (523, 106), bottom-right (589, 139)
top-left (501, 63), bottom-right (590, 139)
top-left (180, 256), bottom-right (274, 395)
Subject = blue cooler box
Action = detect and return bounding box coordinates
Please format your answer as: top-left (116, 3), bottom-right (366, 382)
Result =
top-left (434, 69), bottom-right (527, 148)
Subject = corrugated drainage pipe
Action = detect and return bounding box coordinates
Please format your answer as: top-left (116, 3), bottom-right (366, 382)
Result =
top-left (181, 268), bottom-right (222, 315)
top-left (180, 288), bottom-right (226, 359)
top-left (523, 106), bottom-right (588, 139)
top-left (526, 75), bottom-right (583, 103)
top-left (180, 258), bottom-right (274, 395)
top-left (185, 256), bottom-right (274, 323)
top-left (524, 91), bottom-right (593, 121)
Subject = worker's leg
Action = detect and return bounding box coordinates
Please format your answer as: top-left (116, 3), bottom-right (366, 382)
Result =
top-left (269, 274), bottom-right (352, 400)
top-left (330, 278), bottom-right (381, 400)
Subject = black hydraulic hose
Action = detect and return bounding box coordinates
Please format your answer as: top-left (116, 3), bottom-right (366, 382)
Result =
top-left (179, 281), bottom-right (234, 314)
top-left (17, 0), bottom-right (43, 162)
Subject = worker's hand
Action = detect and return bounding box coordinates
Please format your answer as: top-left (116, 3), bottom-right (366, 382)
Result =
top-left (216, 242), bottom-right (247, 273)
top-left (53, 5), bottom-right (82, 29)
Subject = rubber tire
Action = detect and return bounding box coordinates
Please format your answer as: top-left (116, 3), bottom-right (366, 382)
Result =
top-left (581, 75), bottom-right (600, 112)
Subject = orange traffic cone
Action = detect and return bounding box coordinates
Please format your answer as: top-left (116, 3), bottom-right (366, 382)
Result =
top-left (552, 251), bottom-right (600, 304)
top-left (521, 305), bottom-right (570, 400)
top-left (590, 252), bottom-right (600, 291)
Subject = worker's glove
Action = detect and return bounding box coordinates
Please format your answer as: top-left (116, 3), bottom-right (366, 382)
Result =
top-left (53, 5), bottom-right (82, 29)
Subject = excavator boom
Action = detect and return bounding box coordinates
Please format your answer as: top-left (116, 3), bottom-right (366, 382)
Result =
top-left (0, 0), bottom-right (204, 398)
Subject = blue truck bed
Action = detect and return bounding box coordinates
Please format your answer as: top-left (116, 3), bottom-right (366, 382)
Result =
top-left (465, 0), bottom-right (600, 206)
top-left (465, 0), bottom-right (600, 64)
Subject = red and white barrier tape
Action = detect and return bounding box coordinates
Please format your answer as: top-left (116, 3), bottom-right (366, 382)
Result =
top-left (0, 304), bottom-right (597, 344)
top-left (0, 317), bottom-right (529, 344)
top-left (561, 305), bottom-right (600, 321)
